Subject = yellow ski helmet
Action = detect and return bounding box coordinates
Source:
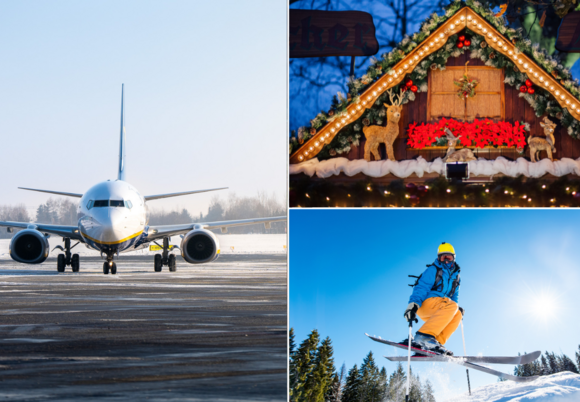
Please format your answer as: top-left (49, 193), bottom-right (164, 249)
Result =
top-left (437, 242), bottom-right (456, 258)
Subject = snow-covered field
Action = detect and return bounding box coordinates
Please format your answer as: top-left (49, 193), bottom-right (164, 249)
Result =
top-left (0, 234), bottom-right (287, 259)
top-left (290, 156), bottom-right (580, 179)
top-left (445, 372), bottom-right (580, 402)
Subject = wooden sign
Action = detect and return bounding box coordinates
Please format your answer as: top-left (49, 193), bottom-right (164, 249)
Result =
top-left (290, 10), bottom-right (379, 58)
top-left (556, 11), bottom-right (580, 52)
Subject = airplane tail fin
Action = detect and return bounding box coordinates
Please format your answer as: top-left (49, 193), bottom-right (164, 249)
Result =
top-left (118, 84), bottom-right (126, 181)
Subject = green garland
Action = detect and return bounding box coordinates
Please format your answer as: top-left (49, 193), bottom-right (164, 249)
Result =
top-left (290, 0), bottom-right (580, 160)
top-left (290, 175), bottom-right (580, 208)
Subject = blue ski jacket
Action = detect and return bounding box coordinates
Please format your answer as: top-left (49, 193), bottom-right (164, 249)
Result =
top-left (408, 259), bottom-right (461, 305)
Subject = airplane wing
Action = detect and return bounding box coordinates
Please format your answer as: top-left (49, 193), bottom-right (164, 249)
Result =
top-left (145, 216), bottom-right (287, 242)
top-left (144, 187), bottom-right (228, 201)
top-left (0, 221), bottom-right (84, 241)
top-left (18, 187), bottom-right (83, 198)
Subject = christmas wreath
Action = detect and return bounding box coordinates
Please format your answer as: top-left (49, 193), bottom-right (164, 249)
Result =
top-left (454, 74), bottom-right (479, 99)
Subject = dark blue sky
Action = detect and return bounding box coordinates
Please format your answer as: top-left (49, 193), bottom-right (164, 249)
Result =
top-left (290, 209), bottom-right (580, 400)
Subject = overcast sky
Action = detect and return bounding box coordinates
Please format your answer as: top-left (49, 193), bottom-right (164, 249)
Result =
top-left (0, 0), bottom-right (286, 218)
top-left (290, 209), bottom-right (580, 400)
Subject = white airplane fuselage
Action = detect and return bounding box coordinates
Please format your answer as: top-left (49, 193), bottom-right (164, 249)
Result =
top-left (77, 180), bottom-right (148, 254)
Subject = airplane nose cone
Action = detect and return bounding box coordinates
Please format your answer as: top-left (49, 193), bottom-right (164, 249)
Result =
top-left (89, 209), bottom-right (128, 243)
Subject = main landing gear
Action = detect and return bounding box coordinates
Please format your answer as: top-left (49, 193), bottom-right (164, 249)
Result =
top-left (153, 237), bottom-right (177, 273)
top-left (54, 238), bottom-right (80, 273)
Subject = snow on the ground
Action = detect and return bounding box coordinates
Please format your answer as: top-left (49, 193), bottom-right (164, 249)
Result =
top-left (289, 156), bottom-right (580, 179)
top-left (0, 234), bottom-right (287, 259)
top-left (444, 372), bottom-right (580, 402)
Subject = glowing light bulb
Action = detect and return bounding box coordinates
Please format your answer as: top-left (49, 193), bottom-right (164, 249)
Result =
top-left (508, 50), bottom-right (513, 55)
top-left (467, 15), bottom-right (472, 20)
top-left (367, 96), bottom-right (371, 101)
top-left (373, 91), bottom-right (377, 96)
top-left (439, 33), bottom-right (444, 38)
top-left (460, 15), bottom-right (465, 20)
top-left (487, 32), bottom-right (492, 38)
top-left (388, 77), bottom-right (393, 82)
top-left (331, 128), bottom-right (335, 133)
top-left (524, 63), bottom-right (529, 69)
top-left (419, 51), bottom-right (424, 56)
top-left (435, 37), bottom-right (440, 43)
top-left (503, 46), bottom-right (508, 51)
top-left (304, 151), bottom-right (309, 155)
top-left (362, 101), bottom-right (366, 105)
top-left (556, 90), bottom-right (560, 95)
top-left (299, 155), bottom-right (304, 160)
top-left (450, 24), bottom-right (455, 29)
top-left (561, 95), bottom-right (565, 100)
top-left (357, 105), bottom-right (361, 110)
top-left (398, 70), bottom-right (403, 74)
top-left (534, 72), bottom-right (538, 77)
top-left (309, 146), bottom-right (313, 151)
top-left (483, 28), bottom-right (488, 33)
top-left (336, 123), bottom-right (340, 128)
top-left (404, 64), bottom-right (408, 69)
top-left (478, 24), bottom-right (482, 29)
top-left (539, 76), bottom-right (544, 82)
top-left (314, 142), bottom-right (319, 147)
top-left (414, 55), bottom-right (419, 60)
top-left (550, 86), bottom-right (555, 90)
top-left (573, 104), bottom-right (577, 110)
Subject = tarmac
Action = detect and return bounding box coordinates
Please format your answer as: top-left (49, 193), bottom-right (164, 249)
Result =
top-left (0, 254), bottom-right (287, 401)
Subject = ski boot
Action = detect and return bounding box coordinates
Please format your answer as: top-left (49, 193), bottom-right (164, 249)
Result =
top-left (404, 332), bottom-right (454, 356)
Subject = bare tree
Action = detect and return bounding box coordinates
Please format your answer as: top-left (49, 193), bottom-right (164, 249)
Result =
top-left (290, 0), bottom-right (447, 133)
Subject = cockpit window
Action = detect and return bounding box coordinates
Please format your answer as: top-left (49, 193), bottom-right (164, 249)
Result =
top-left (86, 200), bottom-right (94, 210)
top-left (93, 200), bottom-right (109, 207)
top-left (109, 200), bottom-right (124, 207)
top-left (126, 200), bottom-right (133, 209)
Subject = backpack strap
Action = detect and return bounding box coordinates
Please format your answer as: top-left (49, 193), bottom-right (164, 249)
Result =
top-left (430, 267), bottom-right (443, 292)
top-left (448, 264), bottom-right (461, 298)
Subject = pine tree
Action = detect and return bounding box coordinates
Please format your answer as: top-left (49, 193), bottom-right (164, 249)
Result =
top-left (422, 379), bottom-right (436, 402)
top-left (540, 354), bottom-right (550, 376)
top-left (326, 362), bottom-right (345, 402)
top-left (408, 369), bottom-right (423, 402)
top-left (546, 351), bottom-right (559, 374)
top-left (290, 329), bottom-right (319, 402)
top-left (342, 364), bottom-right (361, 402)
top-left (387, 362), bottom-right (407, 402)
top-left (358, 351), bottom-right (381, 402)
top-left (377, 367), bottom-right (388, 402)
top-left (576, 345), bottom-right (580, 374)
top-left (305, 337), bottom-right (336, 402)
top-left (289, 327), bottom-right (296, 358)
top-left (559, 354), bottom-right (579, 374)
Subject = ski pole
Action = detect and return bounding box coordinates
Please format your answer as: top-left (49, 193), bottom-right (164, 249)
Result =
top-left (406, 313), bottom-right (418, 402)
top-left (460, 319), bottom-right (471, 396)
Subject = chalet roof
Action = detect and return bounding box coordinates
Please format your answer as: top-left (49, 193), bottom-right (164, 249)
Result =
top-left (290, 2), bottom-right (580, 164)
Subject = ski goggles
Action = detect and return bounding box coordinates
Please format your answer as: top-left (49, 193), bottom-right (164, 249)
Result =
top-left (438, 253), bottom-right (455, 262)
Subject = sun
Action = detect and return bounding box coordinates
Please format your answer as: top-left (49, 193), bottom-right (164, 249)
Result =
top-left (531, 292), bottom-right (558, 319)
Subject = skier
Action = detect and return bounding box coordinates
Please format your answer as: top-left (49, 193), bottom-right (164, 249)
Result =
top-left (402, 242), bottom-right (464, 355)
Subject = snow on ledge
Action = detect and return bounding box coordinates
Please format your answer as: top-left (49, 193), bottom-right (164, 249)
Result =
top-left (289, 156), bottom-right (580, 179)
top-left (444, 371), bottom-right (580, 402)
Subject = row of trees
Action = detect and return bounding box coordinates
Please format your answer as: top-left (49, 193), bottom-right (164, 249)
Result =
top-left (514, 347), bottom-right (580, 378)
top-left (290, 329), bottom-right (436, 402)
top-left (0, 192), bottom-right (286, 237)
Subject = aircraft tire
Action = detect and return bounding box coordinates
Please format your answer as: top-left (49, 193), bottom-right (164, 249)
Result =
top-left (57, 254), bottom-right (65, 273)
top-left (154, 254), bottom-right (162, 272)
top-left (111, 263), bottom-right (117, 275)
top-left (71, 254), bottom-right (80, 272)
top-left (168, 254), bottom-right (176, 272)
top-left (103, 262), bottom-right (110, 275)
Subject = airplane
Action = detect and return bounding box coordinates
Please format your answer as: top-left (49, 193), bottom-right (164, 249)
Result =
top-left (0, 85), bottom-right (286, 275)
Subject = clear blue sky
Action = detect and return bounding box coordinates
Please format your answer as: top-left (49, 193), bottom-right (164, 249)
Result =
top-left (0, 0), bottom-right (286, 217)
top-left (290, 209), bottom-right (580, 400)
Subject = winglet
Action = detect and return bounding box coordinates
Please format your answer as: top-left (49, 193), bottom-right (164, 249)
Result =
top-left (118, 84), bottom-right (126, 181)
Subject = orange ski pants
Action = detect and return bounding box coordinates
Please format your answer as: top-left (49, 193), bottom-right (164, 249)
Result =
top-left (417, 297), bottom-right (462, 345)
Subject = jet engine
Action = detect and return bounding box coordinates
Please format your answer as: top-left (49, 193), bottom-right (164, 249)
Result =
top-left (9, 229), bottom-right (50, 264)
top-left (181, 229), bottom-right (220, 264)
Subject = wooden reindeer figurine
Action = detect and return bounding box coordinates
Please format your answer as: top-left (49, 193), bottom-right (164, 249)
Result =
top-left (442, 128), bottom-right (477, 162)
top-left (529, 117), bottom-right (556, 162)
top-left (363, 89), bottom-right (402, 162)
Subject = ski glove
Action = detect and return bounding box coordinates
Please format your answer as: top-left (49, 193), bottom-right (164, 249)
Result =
top-left (404, 302), bottom-right (419, 323)
top-left (459, 307), bottom-right (465, 317)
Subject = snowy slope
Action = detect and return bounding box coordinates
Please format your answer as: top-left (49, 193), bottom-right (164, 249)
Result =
top-left (444, 372), bottom-right (580, 402)
top-left (0, 234), bottom-right (287, 259)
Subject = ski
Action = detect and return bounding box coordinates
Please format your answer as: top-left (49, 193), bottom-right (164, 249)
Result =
top-left (366, 333), bottom-right (540, 382)
top-left (384, 350), bottom-right (541, 365)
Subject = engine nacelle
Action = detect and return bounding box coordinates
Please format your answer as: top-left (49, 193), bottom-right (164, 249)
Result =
top-left (181, 229), bottom-right (220, 264)
top-left (9, 229), bottom-right (50, 264)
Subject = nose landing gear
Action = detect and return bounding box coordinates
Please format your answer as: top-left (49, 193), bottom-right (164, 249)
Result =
top-left (54, 238), bottom-right (80, 273)
top-left (153, 237), bottom-right (177, 273)
top-left (103, 251), bottom-right (117, 275)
